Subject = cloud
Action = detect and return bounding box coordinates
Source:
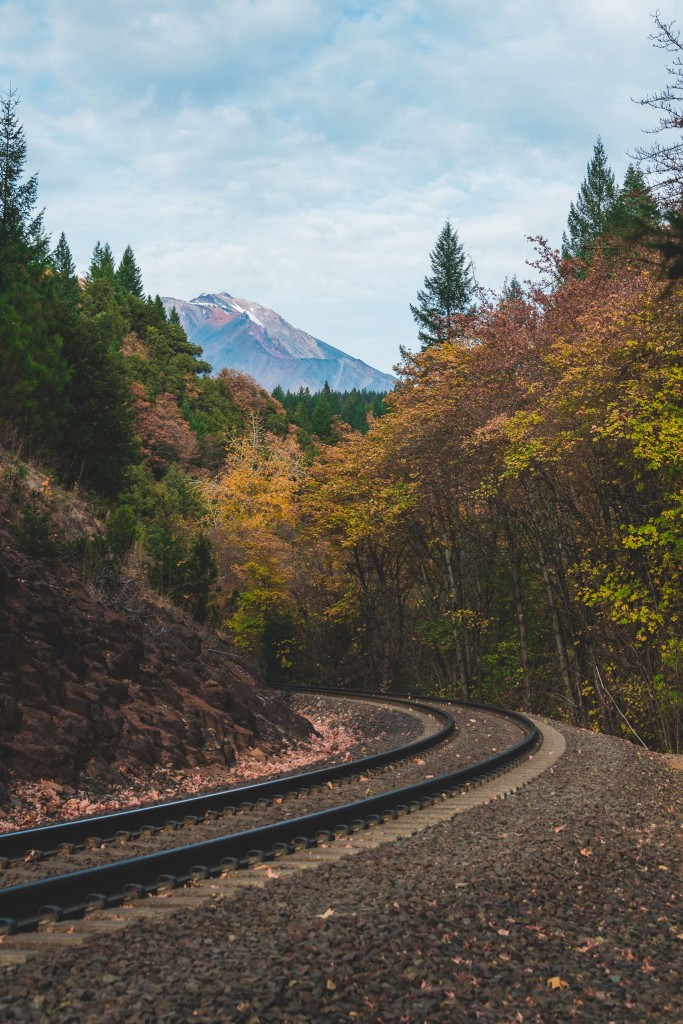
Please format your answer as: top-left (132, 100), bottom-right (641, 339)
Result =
top-left (0, 0), bottom-right (673, 372)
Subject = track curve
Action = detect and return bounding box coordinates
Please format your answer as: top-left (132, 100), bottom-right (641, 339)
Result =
top-left (0, 693), bottom-right (452, 862)
top-left (0, 691), bottom-right (538, 935)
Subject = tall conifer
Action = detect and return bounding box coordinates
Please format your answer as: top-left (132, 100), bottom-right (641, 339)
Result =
top-left (561, 138), bottom-right (618, 262)
top-left (611, 164), bottom-right (661, 237)
top-left (88, 241), bottom-right (116, 283)
top-left (410, 221), bottom-right (475, 348)
top-left (0, 88), bottom-right (66, 440)
top-left (116, 244), bottom-right (145, 298)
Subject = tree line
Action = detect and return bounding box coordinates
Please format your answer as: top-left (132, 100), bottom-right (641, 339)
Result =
top-left (273, 383), bottom-right (388, 446)
top-left (0, 87), bottom-right (387, 634)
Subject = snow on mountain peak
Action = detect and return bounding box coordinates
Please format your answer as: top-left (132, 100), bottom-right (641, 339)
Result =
top-left (163, 291), bottom-right (395, 394)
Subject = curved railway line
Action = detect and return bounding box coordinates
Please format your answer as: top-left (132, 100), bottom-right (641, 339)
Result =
top-left (0, 689), bottom-right (548, 945)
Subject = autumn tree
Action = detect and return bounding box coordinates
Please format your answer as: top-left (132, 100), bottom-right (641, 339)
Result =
top-left (634, 12), bottom-right (683, 205)
top-left (301, 239), bottom-right (683, 749)
top-left (202, 417), bottom-right (306, 680)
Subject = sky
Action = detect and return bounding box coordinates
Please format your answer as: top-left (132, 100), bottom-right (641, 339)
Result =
top-left (0, 0), bottom-right (674, 374)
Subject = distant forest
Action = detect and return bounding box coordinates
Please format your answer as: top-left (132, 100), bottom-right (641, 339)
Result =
top-left (1, 13), bottom-right (682, 753)
top-left (273, 384), bottom-right (388, 445)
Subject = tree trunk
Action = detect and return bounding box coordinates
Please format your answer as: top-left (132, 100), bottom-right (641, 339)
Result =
top-left (508, 526), bottom-right (532, 711)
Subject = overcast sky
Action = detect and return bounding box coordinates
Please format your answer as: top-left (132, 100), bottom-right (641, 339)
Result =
top-left (0, 0), bottom-right (673, 373)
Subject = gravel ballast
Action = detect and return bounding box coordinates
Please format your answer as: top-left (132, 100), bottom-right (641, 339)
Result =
top-left (0, 700), bottom-right (519, 888)
top-left (0, 721), bottom-right (680, 1023)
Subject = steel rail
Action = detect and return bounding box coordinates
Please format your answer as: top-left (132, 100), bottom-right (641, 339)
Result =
top-left (0, 693), bottom-right (452, 861)
top-left (0, 694), bottom-right (538, 935)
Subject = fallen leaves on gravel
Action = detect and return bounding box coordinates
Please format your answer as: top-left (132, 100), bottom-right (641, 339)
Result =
top-left (0, 711), bottom-right (360, 834)
top-left (546, 976), bottom-right (569, 989)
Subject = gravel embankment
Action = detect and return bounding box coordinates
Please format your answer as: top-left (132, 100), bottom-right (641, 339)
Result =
top-left (0, 702), bottom-right (520, 888)
top-left (0, 722), bottom-right (680, 1023)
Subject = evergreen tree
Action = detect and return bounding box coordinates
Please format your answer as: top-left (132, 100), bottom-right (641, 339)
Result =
top-left (116, 244), bottom-right (144, 298)
top-left (501, 275), bottom-right (524, 301)
top-left (87, 240), bottom-right (116, 283)
top-left (51, 231), bottom-right (76, 278)
top-left (0, 88), bottom-right (67, 441)
top-left (0, 88), bottom-right (41, 247)
top-left (410, 221), bottom-right (475, 348)
top-left (610, 164), bottom-right (661, 238)
top-left (147, 294), bottom-right (168, 328)
top-left (311, 390), bottom-right (334, 441)
top-left (561, 138), bottom-right (617, 262)
top-left (62, 304), bottom-right (138, 495)
top-left (50, 232), bottom-right (82, 309)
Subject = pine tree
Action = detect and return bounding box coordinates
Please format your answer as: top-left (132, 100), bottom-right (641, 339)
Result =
top-left (87, 240), bottom-right (116, 283)
top-left (410, 221), bottom-right (475, 348)
top-left (147, 294), bottom-right (168, 327)
top-left (501, 275), bottom-right (524, 301)
top-left (610, 164), bottom-right (661, 237)
top-left (116, 244), bottom-right (144, 298)
top-left (62, 304), bottom-right (138, 495)
top-left (50, 232), bottom-right (82, 309)
top-left (0, 88), bottom-right (41, 247)
top-left (0, 88), bottom-right (67, 441)
top-left (653, 209), bottom-right (683, 282)
top-left (561, 138), bottom-right (617, 262)
top-left (51, 232), bottom-right (75, 277)
top-left (311, 391), bottom-right (334, 441)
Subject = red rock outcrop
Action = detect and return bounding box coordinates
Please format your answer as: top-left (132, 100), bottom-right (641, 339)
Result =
top-left (0, 530), bottom-right (312, 807)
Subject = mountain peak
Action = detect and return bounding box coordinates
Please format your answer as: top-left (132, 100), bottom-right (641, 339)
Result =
top-left (162, 292), bottom-right (395, 394)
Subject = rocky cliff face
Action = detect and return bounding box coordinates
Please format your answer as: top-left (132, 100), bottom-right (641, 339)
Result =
top-left (163, 292), bottom-right (396, 393)
top-left (0, 483), bottom-right (313, 807)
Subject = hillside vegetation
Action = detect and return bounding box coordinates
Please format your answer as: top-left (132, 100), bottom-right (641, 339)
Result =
top-left (1, 39), bottom-right (682, 758)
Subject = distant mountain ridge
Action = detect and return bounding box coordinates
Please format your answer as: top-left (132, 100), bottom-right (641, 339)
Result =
top-left (161, 292), bottom-right (395, 393)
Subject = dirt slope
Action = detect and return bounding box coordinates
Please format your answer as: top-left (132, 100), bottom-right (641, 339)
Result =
top-left (0, 466), bottom-right (313, 806)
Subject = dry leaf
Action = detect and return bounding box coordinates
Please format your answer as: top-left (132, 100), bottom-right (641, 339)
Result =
top-left (580, 848), bottom-right (592, 857)
top-left (547, 976), bottom-right (568, 990)
top-left (317, 907), bottom-right (335, 919)
top-left (326, 980), bottom-right (336, 991)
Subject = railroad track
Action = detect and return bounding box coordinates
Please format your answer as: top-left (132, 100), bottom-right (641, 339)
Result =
top-left (0, 690), bottom-right (542, 941)
top-left (0, 691), bottom-right (450, 865)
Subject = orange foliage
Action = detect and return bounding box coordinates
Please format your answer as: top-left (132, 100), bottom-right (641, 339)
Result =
top-left (131, 381), bottom-right (198, 476)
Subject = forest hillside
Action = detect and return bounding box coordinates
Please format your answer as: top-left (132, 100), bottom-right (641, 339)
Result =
top-left (1, 27), bottom-right (682, 767)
